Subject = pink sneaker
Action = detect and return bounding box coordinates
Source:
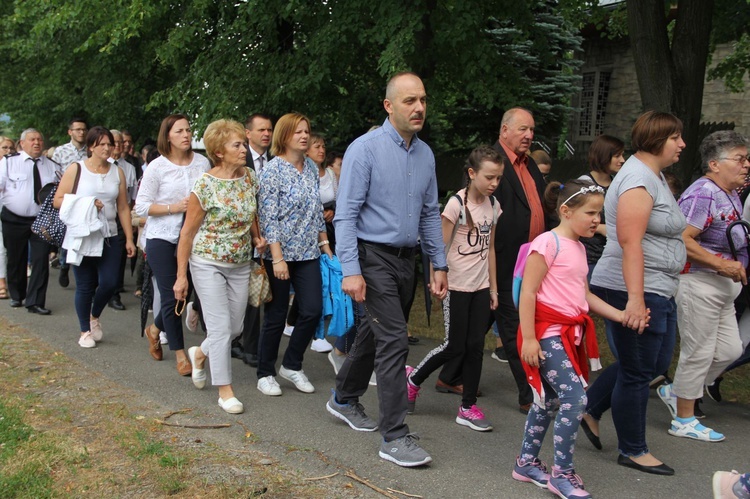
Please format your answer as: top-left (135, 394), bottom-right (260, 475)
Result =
top-left (406, 365), bottom-right (420, 414)
top-left (713, 470), bottom-right (750, 499)
top-left (456, 405), bottom-right (493, 431)
top-left (548, 467), bottom-right (591, 499)
top-left (89, 317), bottom-right (103, 341)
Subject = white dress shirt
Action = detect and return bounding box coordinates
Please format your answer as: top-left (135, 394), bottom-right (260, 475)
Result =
top-left (0, 152), bottom-right (61, 217)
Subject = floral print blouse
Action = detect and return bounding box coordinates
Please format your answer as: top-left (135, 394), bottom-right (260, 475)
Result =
top-left (192, 171), bottom-right (257, 264)
top-left (258, 156), bottom-right (325, 261)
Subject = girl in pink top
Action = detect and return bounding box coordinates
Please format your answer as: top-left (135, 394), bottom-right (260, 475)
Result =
top-left (513, 180), bottom-right (627, 499)
top-left (406, 146), bottom-right (502, 431)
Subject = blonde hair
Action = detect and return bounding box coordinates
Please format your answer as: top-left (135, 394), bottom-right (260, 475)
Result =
top-left (203, 119), bottom-right (246, 165)
top-left (271, 113), bottom-right (310, 157)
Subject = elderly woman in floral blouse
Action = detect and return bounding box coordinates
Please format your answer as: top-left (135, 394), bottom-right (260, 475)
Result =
top-left (256, 113), bottom-right (333, 397)
top-left (174, 119), bottom-right (266, 414)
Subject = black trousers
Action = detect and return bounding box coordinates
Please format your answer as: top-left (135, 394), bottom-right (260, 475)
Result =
top-left (492, 289), bottom-right (532, 406)
top-left (1, 208), bottom-right (50, 307)
top-left (335, 243), bottom-right (415, 441)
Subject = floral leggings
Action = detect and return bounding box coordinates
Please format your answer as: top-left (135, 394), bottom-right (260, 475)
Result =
top-left (519, 336), bottom-right (587, 471)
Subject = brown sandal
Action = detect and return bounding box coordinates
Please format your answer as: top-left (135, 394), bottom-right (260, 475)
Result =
top-left (145, 324), bottom-right (163, 361)
top-left (0, 287), bottom-right (8, 300)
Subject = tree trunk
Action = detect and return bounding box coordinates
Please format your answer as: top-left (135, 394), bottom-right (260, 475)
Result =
top-left (627, 0), bottom-right (715, 186)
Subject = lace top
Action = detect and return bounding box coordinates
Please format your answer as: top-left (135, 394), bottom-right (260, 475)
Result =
top-left (135, 153), bottom-right (210, 244)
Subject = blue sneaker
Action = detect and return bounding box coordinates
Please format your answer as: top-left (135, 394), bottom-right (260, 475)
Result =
top-left (548, 467), bottom-right (591, 499)
top-left (512, 456), bottom-right (550, 488)
top-left (668, 417), bottom-right (725, 442)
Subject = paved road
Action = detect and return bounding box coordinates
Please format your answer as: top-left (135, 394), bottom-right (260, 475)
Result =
top-left (3, 268), bottom-right (749, 498)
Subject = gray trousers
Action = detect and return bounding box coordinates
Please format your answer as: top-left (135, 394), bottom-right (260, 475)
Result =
top-left (190, 257), bottom-right (251, 386)
top-left (335, 243), bottom-right (415, 441)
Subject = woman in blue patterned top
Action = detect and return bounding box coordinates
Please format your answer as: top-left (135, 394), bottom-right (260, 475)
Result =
top-left (256, 113), bottom-right (333, 396)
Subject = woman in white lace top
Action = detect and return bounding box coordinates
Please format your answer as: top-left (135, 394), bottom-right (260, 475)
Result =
top-left (135, 114), bottom-right (210, 376)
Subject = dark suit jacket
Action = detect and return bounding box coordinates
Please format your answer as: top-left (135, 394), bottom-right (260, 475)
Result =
top-left (245, 146), bottom-right (272, 171)
top-left (492, 141), bottom-right (550, 291)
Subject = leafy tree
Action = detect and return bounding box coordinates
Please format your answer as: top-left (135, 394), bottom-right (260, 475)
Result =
top-left (0, 0), bottom-right (586, 155)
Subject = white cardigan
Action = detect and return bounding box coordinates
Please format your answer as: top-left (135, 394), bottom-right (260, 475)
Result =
top-left (59, 194), bottom-right (111, 265)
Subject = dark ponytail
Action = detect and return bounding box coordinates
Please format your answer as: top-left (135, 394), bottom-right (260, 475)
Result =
top-left (462, 145), bottom-right (504, 227)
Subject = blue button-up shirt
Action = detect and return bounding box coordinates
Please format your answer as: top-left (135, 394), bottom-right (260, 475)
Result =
top-left (258, 156), bottom-right (326, 262)
top-left (334, 118), bottom-right (446, 276)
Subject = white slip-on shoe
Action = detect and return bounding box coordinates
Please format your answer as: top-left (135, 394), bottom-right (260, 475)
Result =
top-left (188, 346), bottom-right (207, 389)
top-left (218, 397), bottom-right (244, 414)
top-left (311, 338), bottom-right (333, 353)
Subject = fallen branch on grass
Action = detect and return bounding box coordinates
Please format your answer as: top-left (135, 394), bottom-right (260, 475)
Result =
top-left (344, 471), bottom-right (398, 499)
top-left (162, 408), bottom-right (193, 420)
top-left (304, 472), bottom-right (339, 481)
top-left (387, 487), bottom-right (423, 498)
top-left (156, 420), bottom-right (231, 429)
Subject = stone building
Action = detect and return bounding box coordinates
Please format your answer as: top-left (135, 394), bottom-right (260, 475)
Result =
top-left (570, 36), bottom-right (750, 156)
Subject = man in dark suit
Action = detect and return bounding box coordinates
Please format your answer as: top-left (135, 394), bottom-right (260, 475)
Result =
top-left (491, 107), bottom-right (549, 413)
top-left (231, 113), bottom-right (274, 366)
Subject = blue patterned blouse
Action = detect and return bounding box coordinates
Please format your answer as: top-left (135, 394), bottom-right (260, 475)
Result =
top-left (258, 156), bottom-right (326, 261)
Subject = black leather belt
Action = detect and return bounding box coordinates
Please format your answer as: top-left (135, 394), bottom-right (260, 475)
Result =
top-left (358, 239), bottom-right (418, 258)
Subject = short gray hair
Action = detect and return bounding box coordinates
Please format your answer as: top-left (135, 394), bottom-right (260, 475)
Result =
top-left (20, 128), bottom-right (43, 141)
top-left (700, 130), bottom-right (749, 172)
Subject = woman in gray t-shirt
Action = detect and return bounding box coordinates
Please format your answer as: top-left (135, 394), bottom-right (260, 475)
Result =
top-left (580, 111), bottom-right (687, 476)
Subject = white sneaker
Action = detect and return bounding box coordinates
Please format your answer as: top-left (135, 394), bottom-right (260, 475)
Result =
top-left (369, 372), bottom-right (377, 386)
top-left (283, 324), bottom-right (294, 337)
top-left (159, 331), bottom-right (168, 345)
top-left (279, 366), bottom-right (315, 393)
top-left (185, 301), bottom-right (199, 332)
top-left (89, 317), bottom-right (103, 342)
top-left (257, 375), bottom-right (282, 396)
top-left (311, 338), bottom-right (333, 353)
top-left (328, 351), bottom-right (345, 374)
top-left (657, 383), bottom-right (677, 418)
top-left (78, 332), bottom-right (96, 348)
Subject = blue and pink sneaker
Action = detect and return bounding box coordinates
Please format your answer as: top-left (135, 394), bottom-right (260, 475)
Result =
top-left (548, 467), bottom-right (591, 499)
top-left (512, 456), bottom-right (550, 488)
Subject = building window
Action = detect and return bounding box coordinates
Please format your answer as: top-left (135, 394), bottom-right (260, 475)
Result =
top-left (578, 70), bottom-right (611, 139)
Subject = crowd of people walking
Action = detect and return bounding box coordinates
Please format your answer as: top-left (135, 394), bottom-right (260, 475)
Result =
top-left (0, 71), bottom-right (748, 499)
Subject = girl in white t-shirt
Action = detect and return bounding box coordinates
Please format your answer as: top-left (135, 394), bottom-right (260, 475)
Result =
top-left (512, 180), bottom-right (626, 499)
top-left (406, 145), bottom-right (502, 431)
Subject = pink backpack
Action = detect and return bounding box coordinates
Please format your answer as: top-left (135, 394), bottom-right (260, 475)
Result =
top-left (512, 231), bottom-right (559, 309)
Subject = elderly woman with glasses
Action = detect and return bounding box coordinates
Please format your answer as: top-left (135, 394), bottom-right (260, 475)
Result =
top-left (654, 130), bottom-right (749, 443)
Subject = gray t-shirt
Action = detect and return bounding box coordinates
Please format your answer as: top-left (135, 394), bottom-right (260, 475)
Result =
top-left (591, 155), bottom-right (687, 297)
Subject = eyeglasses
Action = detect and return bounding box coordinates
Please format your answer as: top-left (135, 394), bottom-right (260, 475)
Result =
top-left (718, 156), bottom-right (749, 165)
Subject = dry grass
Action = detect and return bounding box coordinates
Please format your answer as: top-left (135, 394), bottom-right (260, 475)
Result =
top-left (0, 318), bottom-right (342, 498)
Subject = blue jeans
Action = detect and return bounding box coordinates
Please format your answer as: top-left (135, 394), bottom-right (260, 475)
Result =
top-left (585, 287), bottom-right (676, 457)
top-left (520, 337), bottom-right (587, 470)
top-left (72, 235), bottom-right (123, 332)
top-left (147, 239), bottom-right (184, 351)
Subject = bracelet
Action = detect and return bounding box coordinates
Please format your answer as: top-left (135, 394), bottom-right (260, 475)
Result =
top-left (489, 290), bottom-right (498, 295)
top-left (272, 258), bottom-right (284, 265)
top-left (167, 204), bottom-right (171, 215)
top-left (317, 240), bottom-right (330, 247)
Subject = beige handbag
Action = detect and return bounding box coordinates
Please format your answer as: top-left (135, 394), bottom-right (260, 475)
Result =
top-left (248, 260), bottom-right (272, 307)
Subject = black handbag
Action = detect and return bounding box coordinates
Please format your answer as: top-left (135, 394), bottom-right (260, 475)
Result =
top-left (31, 164), bottom-right (81, 247)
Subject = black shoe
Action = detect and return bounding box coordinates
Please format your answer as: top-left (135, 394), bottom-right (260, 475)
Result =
top-left (27, 305), bottom-right (51, 315)
top-left (580, 418), bottom-right (603, 450)
top-left (616, 454), bottom-right (674, 476)
top-left (706, 377), bottom-right (723, 403)
top-left (10, 299), bottom-right (22, 308)
top-left (408, 335), bottom-right (419, 345)
top-left (231, 345), bottom-right (245, 360)
top-left (58, 267), bottom-right (69, 288)
top-left (243, 353), bottom-right (258, 367)
top-left (694, 398), bottom-right (706, 419)
top-left (108, 297), bottom-right (125, 311)
top-left (491, 347), bottom-right (509, 363)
